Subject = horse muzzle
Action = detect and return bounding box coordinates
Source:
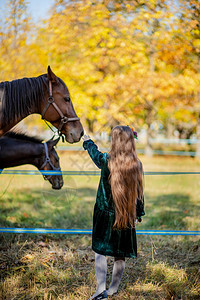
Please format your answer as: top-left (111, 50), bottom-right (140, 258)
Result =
top-left (52, 177), bottom-right (63, 190)
top-left (64, 126), bottom-right (84, 143)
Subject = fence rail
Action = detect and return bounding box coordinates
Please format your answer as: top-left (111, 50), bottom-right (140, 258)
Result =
top-left (0, 228), bottom-right (199, 235)
top-left (1, 170), bottom-right (200, 176)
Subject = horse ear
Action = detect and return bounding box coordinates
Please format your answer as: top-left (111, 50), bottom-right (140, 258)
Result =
top-left (46, 137), bottom-right (60, 148)
top-left (47, 66), bottom-right (59, 83)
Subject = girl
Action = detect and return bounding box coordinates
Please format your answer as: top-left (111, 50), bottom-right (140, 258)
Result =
top-left (83, 125), bottom-right (145, 300)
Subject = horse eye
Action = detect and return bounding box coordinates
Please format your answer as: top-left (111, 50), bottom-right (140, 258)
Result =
top-left (64, 96), bottom-right (70, 102)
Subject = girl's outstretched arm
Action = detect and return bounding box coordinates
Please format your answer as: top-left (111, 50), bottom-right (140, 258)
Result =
top-left (82, 135), bottom-right (105, 169)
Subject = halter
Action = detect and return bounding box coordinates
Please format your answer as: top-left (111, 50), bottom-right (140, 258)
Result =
top-left (40, 142), bottom-right (61, 180)
top-left (41, 80), bottom-right (80, 137)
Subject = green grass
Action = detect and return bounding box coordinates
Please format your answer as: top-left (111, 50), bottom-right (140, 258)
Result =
top-left (0, 153), bottom-right (200, 299)
top-left (1, 153), bottom-right (200, 231)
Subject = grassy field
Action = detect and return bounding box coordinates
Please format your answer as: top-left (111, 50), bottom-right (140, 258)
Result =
top-left (0, 152), bottom-right (200, 299)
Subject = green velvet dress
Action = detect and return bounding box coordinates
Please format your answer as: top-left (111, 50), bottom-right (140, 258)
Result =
top-left (83, 139), bottom-right (145, 258)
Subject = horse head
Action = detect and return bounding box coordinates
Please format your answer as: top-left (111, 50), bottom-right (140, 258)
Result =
top-left (41, 66), bottom-right (84, 143)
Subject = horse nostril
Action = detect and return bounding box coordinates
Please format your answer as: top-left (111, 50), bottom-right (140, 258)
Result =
top-left (80, 130), bottom-right (84, 138)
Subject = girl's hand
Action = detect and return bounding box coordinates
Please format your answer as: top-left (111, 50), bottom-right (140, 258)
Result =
top-left (135, 219), bottom-right (138, 225)
top-left (82, 134), bottom-right (91, 141)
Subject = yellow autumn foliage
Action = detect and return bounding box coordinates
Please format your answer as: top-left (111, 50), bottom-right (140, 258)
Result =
top-left (0, 0), bottom-right (200, 137)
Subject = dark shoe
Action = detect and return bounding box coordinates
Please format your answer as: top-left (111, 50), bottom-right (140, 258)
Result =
top-left (92, 290), bottom-right (107, 300)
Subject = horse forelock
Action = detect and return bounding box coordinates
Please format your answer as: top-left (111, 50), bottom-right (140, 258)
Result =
top-left (0, 75), bottom-right (47, 127)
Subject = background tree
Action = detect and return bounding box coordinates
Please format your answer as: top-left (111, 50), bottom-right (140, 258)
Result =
top-left (1, 0), bottom-right (200, 154)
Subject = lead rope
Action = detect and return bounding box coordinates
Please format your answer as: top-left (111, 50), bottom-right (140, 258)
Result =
top-left (43, 119), bottom-right (65, 142)
top-left (43, 119), bottom-right (57, 139)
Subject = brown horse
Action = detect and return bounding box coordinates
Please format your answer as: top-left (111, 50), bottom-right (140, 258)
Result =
top-left (0, 66), bottom-right (83, 142)
top-left (0, 132), bottom-right (63, 189)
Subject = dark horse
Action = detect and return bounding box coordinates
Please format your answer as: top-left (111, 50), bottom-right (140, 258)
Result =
top-left (0, 66), bottom-right (83, 142)
top-left (0, 132), bottom-right (63, 190)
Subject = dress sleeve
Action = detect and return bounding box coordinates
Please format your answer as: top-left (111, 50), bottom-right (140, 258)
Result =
top-left (83, 139), bottom-right (106, 169)
top-left (136, 196), bottom-right (145, 222)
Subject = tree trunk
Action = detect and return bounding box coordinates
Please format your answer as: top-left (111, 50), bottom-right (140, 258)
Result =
top-left (145, 42), bottom-right (155, 157)
top-left (145, 107), bottom-right (153, 157)
top-left (196, 55), bottom-right (200, 158)
top-left (196, 112), bottom-right (200, 158)
top-left (86, 118), bottom-right (95, 133)
top-left (166, 122), bottom-right (174, 139)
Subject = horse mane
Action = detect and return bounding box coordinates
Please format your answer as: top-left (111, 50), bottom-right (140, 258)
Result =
top-left (5, 131), bottom-right (43, 144)
top-left (0, 75), bottom-right (48, 127)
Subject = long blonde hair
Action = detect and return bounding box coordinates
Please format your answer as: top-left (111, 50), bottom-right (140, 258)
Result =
top-left (108, 125), bottom-right (144, 229)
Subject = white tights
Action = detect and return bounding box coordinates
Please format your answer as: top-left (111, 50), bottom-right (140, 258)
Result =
top-left (89, 253), bottom-right (125, 299)
top-left (107, 257), bottom-right (125, 295)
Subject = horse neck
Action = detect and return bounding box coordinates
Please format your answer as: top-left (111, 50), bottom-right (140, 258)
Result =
top-left (0, 76), bottom-right (46, 134)
top-left (0, 138), bottom-right (44, 169)
top-left (24, 143), bottom-right (44, 170)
